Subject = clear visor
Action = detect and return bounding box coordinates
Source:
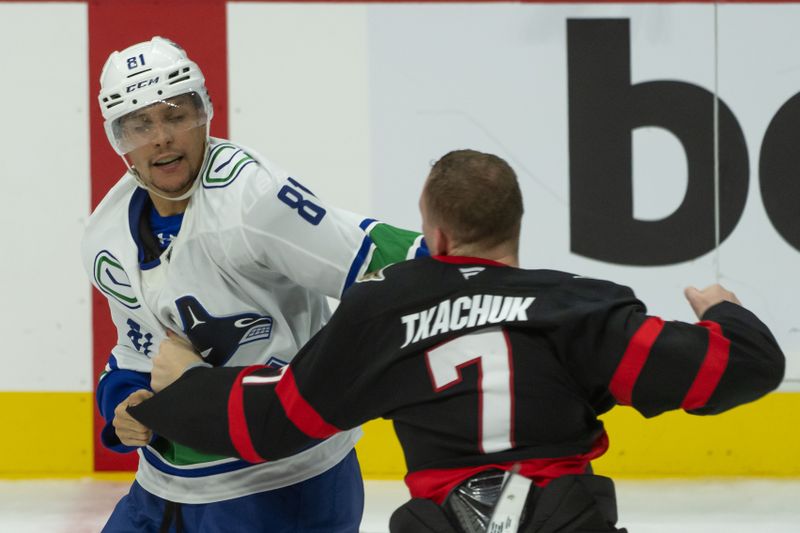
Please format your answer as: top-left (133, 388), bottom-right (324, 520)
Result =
top-left (110, 92), bottom-right (209, 155)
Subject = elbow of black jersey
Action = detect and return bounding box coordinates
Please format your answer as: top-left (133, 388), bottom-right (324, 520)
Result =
top-left (687, 303), bottom-right (786, 416)
top-left (686, 348), bottom-right (785, 416)
top-left (611, 302), bottom-right (785, 419)
top-left (127, 366), bottom-right (242, 459)
top-left (625, 351), bottom-right (785, 419)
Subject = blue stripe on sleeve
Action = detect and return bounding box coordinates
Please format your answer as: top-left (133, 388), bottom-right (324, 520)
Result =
top-left (343, 234), bottom-right (373, 295)
top-left (96, 362), bottom-right (152, 453)
top-left (359, 218), bottom-right (377, 231)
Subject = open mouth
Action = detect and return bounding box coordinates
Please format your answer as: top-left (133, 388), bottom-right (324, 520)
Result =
top-left (153, 155), bottom-right (183, 167)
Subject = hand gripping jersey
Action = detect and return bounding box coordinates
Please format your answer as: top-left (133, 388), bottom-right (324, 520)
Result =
top-left (82, 137), bottom-right (426, 503)
top-left (130, 256), bottom-right (785, 504)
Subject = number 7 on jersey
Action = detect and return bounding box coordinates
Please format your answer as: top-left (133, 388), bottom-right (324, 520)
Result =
top-left (425, 327), bottom-right (515, 454)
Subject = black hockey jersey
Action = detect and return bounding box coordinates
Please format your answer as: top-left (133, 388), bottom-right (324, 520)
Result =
top-left (130, 256), bottom-right (784, 501)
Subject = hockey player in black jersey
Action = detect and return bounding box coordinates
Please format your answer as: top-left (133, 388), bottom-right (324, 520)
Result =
top-left (130, 149), bottom-right (785, 533)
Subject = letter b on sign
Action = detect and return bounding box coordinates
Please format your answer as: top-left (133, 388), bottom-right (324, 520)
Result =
top-left (567, 19), bottom-right (749, 265)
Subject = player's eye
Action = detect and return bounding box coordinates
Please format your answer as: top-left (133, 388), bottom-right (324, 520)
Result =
top-left (126, 120), bottom-right (151, 135)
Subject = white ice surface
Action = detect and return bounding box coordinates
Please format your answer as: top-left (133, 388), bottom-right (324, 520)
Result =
top-left (0, 478), bottom-right (797, 532)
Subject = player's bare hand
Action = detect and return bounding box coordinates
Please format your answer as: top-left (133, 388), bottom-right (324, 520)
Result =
top-left (684, 283), bottom-right (742, 319)
top-left (151, 331), bottom-right (203, 393)
top-left (113, 389), bottom-right (154, 447)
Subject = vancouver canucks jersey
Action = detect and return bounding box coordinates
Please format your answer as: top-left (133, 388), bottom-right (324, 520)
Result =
top-left (82, 137), bottom-right (426, 503)
top-left (130, 256), bottom-right (784, 504)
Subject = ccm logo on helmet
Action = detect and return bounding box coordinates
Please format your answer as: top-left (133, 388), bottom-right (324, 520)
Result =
top-left (126, 76), bottom-right (160, 93)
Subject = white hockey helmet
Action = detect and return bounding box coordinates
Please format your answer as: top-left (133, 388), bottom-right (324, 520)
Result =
top-left (98, 36), bottom-right (214, 155)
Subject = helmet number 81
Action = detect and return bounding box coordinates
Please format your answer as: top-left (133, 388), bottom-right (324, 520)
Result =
top-left (127, 54), bottom-right (146, 70)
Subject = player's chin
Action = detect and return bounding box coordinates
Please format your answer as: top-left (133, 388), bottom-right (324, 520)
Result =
top-left (152, 175), bottom-right (195, 197)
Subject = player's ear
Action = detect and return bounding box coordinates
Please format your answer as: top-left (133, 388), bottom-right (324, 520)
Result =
top-left (430, 226), bottom-right (451, 256)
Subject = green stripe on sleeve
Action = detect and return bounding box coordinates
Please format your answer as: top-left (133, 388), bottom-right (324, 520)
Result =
top-left (366, 223), bottom-right (423, 272)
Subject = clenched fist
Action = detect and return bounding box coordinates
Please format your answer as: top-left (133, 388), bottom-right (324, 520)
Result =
top-left (684, 283), bottom-right (742, 319)
top-left (113, 389), bottom-right (154, 447)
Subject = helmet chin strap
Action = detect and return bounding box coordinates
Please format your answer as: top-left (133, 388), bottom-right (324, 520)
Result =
top-left (123, 123), bottom-right (212, 203)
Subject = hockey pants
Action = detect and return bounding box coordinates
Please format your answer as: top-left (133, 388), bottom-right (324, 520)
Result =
top-left (388, 474), bottom-right (627, 533)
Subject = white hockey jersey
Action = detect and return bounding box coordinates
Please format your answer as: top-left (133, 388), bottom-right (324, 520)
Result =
top-left (82, 138), bottom-right (426, 503)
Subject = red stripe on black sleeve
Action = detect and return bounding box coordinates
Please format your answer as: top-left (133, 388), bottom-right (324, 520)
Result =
top-left (681, 321), bottom-right (731, 410)
top-left (228, 365), bottom-right (267, 464)
top-left (609, 317), bottom-right (664, 405)
top-left (275, 366), bottom-right (341, 439)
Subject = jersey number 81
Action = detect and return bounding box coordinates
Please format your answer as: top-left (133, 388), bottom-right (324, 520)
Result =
top-left (277, 177), bottom-right (327, 226)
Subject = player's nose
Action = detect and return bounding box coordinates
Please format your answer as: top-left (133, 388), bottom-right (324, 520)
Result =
top-left (150, 121), bottom-right (174, 146)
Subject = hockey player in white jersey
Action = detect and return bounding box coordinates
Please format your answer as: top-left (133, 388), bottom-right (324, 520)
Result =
top-left (82, 36), bottom-right (427, 532)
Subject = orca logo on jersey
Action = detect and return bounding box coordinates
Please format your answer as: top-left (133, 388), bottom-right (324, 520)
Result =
top-left (174, 295), bottom-right (274, 367)
top-left (400, 295), bottom-right (535, 348)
